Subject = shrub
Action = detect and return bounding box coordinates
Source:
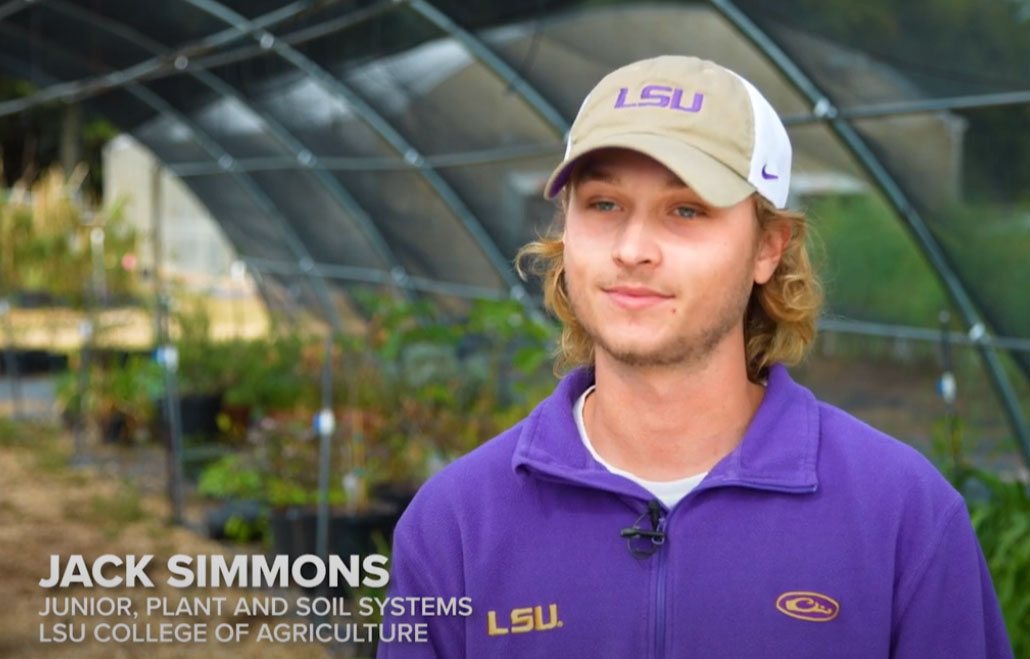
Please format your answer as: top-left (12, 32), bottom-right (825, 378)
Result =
top-left (962, 467), bottom-right (1030, 656)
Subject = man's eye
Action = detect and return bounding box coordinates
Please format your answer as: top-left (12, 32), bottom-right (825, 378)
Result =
top-left (589, 200), bottom-right (618, 212)
top-left (674, 206), bottom-right (701, 218)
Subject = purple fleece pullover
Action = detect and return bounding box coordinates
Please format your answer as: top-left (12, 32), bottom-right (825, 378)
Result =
top-left (377, 364), bottom-right (1012, 658)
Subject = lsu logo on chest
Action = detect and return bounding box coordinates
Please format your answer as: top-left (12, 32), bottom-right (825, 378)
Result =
top-left (486, 603), bottom-right (563, 635)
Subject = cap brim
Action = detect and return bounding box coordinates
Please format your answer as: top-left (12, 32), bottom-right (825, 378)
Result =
top-left (544, 132), bottom-right (755, 208)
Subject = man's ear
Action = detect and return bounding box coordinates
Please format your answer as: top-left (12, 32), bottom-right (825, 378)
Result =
top-left (754, 219), bottom-right (792, 285)
top-left (560, 188), bottom-right (572, 241)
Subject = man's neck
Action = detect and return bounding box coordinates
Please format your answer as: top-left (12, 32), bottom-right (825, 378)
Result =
top-left (583, 341), bottom-right (765, 481)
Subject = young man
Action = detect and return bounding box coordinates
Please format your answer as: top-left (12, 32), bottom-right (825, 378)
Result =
top-left (377, 56), bottom-right (1012, 658)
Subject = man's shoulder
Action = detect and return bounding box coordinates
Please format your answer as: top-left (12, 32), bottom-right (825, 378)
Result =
top-left (813, 397), bottom-right (962, 510)
top-left (434, 420), bottom-right (526, 487)
top-left (398, 417), bottom-right (529, 523)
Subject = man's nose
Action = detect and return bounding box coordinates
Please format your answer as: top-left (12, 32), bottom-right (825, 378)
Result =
top-left (611, 211), bottom-right (661, 266)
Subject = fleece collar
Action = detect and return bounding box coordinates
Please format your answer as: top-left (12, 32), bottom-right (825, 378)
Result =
top-left (512, 364), bottom-right (820, 499)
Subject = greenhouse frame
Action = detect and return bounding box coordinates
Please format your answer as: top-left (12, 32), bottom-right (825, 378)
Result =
top-left (2, 0), bottom-right (1030, 656)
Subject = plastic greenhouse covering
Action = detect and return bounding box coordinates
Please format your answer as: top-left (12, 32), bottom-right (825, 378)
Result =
top-left (0, 0), bottom-right (1028, 458)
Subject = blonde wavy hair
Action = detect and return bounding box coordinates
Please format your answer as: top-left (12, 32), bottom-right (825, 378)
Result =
top-left (516, 192), bottom-right (823, 382)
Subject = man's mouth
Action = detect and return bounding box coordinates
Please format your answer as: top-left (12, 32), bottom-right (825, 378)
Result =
top-left (603, 285), bottom-right (673, 310)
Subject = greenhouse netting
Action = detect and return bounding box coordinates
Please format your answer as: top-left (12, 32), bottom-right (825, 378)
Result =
top-left (0, 1), bottom-right (1028, 656)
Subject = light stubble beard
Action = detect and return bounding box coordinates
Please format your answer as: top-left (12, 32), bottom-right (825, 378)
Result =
top-left (565, 265), bottom-right (755, 370)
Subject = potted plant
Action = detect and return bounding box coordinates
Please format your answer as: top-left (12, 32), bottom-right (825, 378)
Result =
top-left (167, 302), bottom-right (226, 440)
top-left (95, 354), bottom-right (164, 443)
top-left (0, 167), bottom-right (141, 310)
top-left (220, 332), bottom-right (315, 426)
top-left (196, 452), bottom-right (267, 542)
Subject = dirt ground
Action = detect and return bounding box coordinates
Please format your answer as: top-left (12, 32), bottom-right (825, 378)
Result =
top-left (0, 424), bottom-right (357, 659)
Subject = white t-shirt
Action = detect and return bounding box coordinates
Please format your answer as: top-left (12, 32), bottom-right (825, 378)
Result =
top-left (573, 385), bottom-right (707, 509)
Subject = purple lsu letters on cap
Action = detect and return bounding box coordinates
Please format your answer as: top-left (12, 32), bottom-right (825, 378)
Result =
top-left (544, 55), bottom-right (792, 209)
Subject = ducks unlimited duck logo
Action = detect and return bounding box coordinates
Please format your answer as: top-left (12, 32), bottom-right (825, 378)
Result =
top-left (775, 592), bottom-right (840, 622)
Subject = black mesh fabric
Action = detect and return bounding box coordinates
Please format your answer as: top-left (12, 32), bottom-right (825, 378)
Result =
top-left (0, 0), bottom-right (1026, 450)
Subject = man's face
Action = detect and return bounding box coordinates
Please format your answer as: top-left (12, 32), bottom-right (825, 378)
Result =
top-left (562, 148), bottom-right (767, 370)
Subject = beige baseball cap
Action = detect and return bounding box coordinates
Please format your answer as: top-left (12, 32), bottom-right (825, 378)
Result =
top-left (544, 55), bottom-right (792, 209)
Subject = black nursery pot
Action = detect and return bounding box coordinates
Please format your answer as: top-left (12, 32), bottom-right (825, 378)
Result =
top-left (0, 349), bottom-right (69, 375)
top-left (204, 499), bottom-right (264, 540)
top-left (179, 392), bottom-right (224, 437)
top-left (101, 410), bottom-right (127, 444)
top-left (270, 504), bottom-right (398, 557)
top-left (155, 391), bottom-right (224, 443)
top-left (269, 504), bottom-right (398, 595)
top-left (370, 482), bottom-right (418, 517)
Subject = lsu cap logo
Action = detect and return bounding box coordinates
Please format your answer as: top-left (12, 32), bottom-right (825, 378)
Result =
top-left (775, 591), bottom-right (840, 622)
top-left (544, 55), bottom-right (792, 209)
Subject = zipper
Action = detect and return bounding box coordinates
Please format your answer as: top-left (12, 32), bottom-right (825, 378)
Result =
top-left (650, 499), bottom-right (668, 659)
top-left (521, 467), bottom-right (813, 656)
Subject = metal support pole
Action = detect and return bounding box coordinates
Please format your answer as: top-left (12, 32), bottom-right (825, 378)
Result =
top-left (59, 102), bottom-right (81, 178)
top-left (90, 227), bottom-right (107, 308)
top-left (168, 142), bottom-right (562, 177)
top-left (151, 165), bottom-right (185, 524)
top-left (0, 1), bottom-right (317, 119)
top-left (0, 22), bottom-right (347, 334)
top-left (0, 0), bottom-right (31, 23)
top-left (405, 0), bottom-right (569, 135)
top-left (0, 229), bottom-right (21, 419)
top-left (182, 0), bottom-right (531, 307)
top-left (71, 316), bottom-right (92, 465)
top-left (150, 162), bottom-right (163, 359)
top-left (230, 260), bottom-right (245, 339)
top-left (159, 331), bottom-right (185, 525)
top-left (709, 0), bottom-right (1030, 470)
top-left (71, 217), bottom-right (100, 466)
top-left (315, 332), bottom-right (335, 613)
top-left (40, 0), bottom-right (416, 305)
top-left (937, 311), bottom-right (961, 482)
top-left (0, 299), bottom-right (23, 419)
top-left (782, 89), bottom-right (1030, 126)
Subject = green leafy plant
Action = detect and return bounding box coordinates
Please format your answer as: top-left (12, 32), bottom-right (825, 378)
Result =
top-left (330, 294), bottom-right (556, 497)
top-left (96, 355), bottom-right (164, 443)
top-left (196, 418), bottom-right (351, 510)
top-left (0, 167), bottom-right (141, 306)
top-left (173, 301), bottom-right (226, 395)
top-left (220, 333), bottom-right (316, 417)
top-left (54, 351), bottom-right (163, 443)
top-left (198, 295), bottom-right (558, 519)
top-left (806, 193), bottom-right (950, 325)
top-left (197, 453), bottom-right (264, 501)
top-left (223, 512), bottom-right (268, 544)
top-left (961, 467), bottom-right (1030, 657)
top-left (934, 416), bottom-right (1029, 656)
